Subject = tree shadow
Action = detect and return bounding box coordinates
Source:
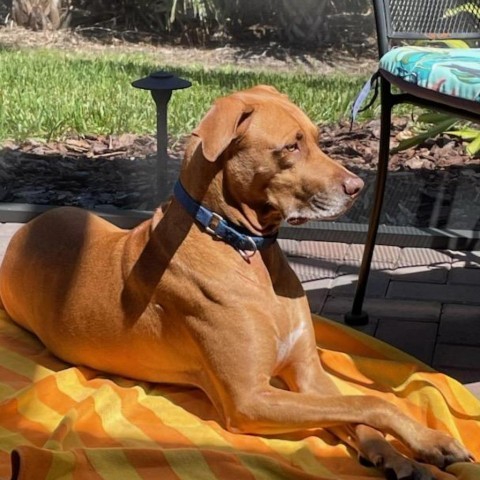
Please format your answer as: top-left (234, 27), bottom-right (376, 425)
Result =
top-left (0, 145), bottom-right (159, 211)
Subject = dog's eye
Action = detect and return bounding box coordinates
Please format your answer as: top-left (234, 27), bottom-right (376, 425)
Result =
top-left (285, 143), bottom-right (298, 152)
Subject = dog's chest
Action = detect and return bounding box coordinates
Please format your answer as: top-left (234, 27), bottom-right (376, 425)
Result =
top-left (275, 321), bottom-right (308, 366)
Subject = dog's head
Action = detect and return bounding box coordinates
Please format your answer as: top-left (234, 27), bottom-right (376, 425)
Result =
top-left (188, 85), bottom-right (364, 235)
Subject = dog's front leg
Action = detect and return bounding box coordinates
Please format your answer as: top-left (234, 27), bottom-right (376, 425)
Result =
top-left (207, 340), bottom-right (472, 480)
top-left (224, 384), bottom-right (467, 459)
top-left (286, 360), bottom-right (442, 479)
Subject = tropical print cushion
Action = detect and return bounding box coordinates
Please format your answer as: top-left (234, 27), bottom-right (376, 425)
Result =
top-left (380, 46), bottom-right (480, 103)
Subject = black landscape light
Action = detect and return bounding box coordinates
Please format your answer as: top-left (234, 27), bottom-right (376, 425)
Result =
top-left (132, 71), bottom-right (191, 204)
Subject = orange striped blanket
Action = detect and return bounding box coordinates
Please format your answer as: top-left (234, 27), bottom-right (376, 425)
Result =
top-left (1, 309), bottom-right (479, 480)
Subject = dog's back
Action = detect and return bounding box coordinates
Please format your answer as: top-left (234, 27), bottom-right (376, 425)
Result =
top-left (0, 207), bottom-right (126, 346)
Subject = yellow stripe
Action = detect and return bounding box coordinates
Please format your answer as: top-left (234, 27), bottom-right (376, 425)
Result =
top-left (45, 450), bottom-right (75, 480)
top-left (138, 390), bottom-right (268, 478)
top-left (237, 452), bottom-right (320, 480)
top-left (0, 382), bottom-right (15, 398)
top-left (16, 388), bottom-right (63, 431)
top-left (442, 375), bottom-right (480, 416)
top-left (328, 375), bottom-right (365, 395)
top-left (258, 437), bottom-right (338, 479)
top-left (0, 426), bottom-right (32, 452)
top-left (86, 449), bottom-right (144, 480)
top-left (138, 391), bottom-right (282, 477)
top-left (92, 385), bottom-right (153, 445)
top-left (136, 388), bottom-right (230, 447)
top-left (138, 390), bottom-right (331, 478)
top-left (397, 381), bottom-right (476, 441)
top-left (0, 346), bottom-right (51, 381)
top-left (54, 368), bottom-right (97, 403)
top-left (387, 374), bottom-right (480, 433)
top-left (163, 448), bottom-right (217, 480)
top-left (447, 461), bottom-right (480, 479)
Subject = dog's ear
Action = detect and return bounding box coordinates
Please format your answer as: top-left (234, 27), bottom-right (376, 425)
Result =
top-left (193, 97), bottom-right (254, 162)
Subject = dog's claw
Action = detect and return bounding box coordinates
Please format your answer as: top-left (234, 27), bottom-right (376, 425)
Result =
top-left (360, 452), bottom-right (436, 480)
top-left (413, 430), bottom-right (473, 469)
top-left (381, 458), bottom-right (435, 480)
top-left (384, 466), bottom-right (434, 480)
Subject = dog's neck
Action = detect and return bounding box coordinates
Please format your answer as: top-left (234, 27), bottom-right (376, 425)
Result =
top-left (178, 140), bottom-right (282, 237)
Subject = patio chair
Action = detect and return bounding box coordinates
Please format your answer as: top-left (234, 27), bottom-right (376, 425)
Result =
top-left (345, 0), bottom-right (480, 325)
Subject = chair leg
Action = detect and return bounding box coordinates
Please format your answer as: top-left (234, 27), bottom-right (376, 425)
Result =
top-left (345, 84), bottom-right (392, 326)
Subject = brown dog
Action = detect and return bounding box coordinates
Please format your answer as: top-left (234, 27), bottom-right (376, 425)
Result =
top-left (0, 86), bottom-right (472, 479)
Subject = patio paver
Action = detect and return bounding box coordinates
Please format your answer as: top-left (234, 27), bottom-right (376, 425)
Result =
top-left (375, 319), bottom-right (438, 365)
top-left (448, 265), bottom-right (480, 285)
top-left (387, 281), bottom-right (480, 304)
top-left (389, 265), bottom-right (450, 283)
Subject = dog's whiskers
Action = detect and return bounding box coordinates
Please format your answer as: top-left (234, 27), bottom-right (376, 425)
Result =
top-left (310, 197), bottom-right (330, 213)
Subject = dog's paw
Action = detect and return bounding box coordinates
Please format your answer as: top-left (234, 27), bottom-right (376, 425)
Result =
top-left (383, 463), bottom-right (433, 480)
top-left (361, 454), bottom-right (435, 480)
top-left (413, 429), bottom-right (474, 468)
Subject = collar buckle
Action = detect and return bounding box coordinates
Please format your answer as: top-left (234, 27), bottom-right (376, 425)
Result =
top-left (173, 181), bottom-right (277, 254)
top-left (205, 212), bottom-right (224, 238)
top-left (239, 236), bottom-right (258, 260)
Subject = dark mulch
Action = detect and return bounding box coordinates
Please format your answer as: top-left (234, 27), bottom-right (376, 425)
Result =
top-left (320, 118), bottom-right (480, 171)
top-left (1, 119), bottom-right (479, 229)
top-left (319, 119), bottom-right (480, 230)
top-left (0, 134), bottom-right (161, 210)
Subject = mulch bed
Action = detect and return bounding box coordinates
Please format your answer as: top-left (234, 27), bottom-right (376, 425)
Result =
top-left (0, 134), bottom-right (161, 210)
top-left (320, 117), bottom-right (480, 171)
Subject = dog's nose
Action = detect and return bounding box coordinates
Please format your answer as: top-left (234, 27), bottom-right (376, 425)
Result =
top-left (343, 175), bottom-right (364, 197)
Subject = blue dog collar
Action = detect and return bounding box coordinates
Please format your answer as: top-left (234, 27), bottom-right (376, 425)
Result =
top-left (173, 181), bottom-right (277, 255)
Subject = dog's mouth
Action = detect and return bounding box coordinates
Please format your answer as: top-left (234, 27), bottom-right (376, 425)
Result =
top-left (285, 198), bottom-right (354, 225)
top-left (286, 217), bottom-right (309, 226)
top-left (281, 190), bottom-right (360, 227)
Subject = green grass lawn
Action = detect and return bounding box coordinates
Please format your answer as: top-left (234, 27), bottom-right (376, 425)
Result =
top-left (0, 48), bottom-right (376, 142)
